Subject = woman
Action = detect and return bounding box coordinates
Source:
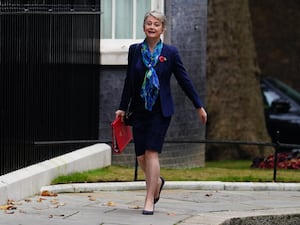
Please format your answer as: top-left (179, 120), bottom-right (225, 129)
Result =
top-left (115, 10), bottom-right (207, 215)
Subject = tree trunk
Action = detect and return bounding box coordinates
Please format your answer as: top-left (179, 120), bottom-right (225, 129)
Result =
top-left (206, 0), bottom-right (272, 160)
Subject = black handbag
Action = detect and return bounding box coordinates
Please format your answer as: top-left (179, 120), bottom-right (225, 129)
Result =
top-left (124, 98), bottom-right (133, 126)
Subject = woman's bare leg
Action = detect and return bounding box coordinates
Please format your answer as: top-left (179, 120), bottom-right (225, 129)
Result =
top-left (137, 150), bottom-right (161, 212)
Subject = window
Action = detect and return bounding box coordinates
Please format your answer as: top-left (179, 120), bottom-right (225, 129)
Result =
top-left (100, 0), bottom-right (164, 65)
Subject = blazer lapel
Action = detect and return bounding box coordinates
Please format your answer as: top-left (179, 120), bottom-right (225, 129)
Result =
top-left (155, 45), bottom-right (167, 79)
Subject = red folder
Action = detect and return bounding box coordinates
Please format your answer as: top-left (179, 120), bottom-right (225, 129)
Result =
top-left (111, 117), bottom-right (133, 153)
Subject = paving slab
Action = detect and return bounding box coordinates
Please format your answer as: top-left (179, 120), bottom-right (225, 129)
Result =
top-left (0, 182), bottom-right (300, 225)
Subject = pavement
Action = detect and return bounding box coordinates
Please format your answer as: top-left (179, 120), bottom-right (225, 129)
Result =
top-left (0, 181), bottom-right (300, 225)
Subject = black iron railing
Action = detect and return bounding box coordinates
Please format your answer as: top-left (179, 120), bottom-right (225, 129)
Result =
top-left (0, 1), bottom-right (100, 175)
top-left (34, 131), bottom-right (300, 182)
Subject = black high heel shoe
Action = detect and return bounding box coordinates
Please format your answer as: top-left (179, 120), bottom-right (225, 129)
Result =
top-left (142, 202), bottom-right (155, 215)
top-left (142, 210), bottom-right (154, 215)
top-left (154, 177), bottom-right (165, 204)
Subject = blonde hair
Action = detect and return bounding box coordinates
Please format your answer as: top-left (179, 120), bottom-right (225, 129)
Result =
top-left (143, 10), bottom-right (167, 30)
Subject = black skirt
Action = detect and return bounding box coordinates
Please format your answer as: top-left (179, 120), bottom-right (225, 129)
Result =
top-left (132, 111), bottom-right (171, 156)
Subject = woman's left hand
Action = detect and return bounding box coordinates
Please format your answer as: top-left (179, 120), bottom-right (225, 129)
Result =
top-left (197, 107), bottom-right (207, 124)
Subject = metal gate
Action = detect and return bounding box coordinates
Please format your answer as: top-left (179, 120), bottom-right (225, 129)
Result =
top-left (0, 1), bottom-right (100, 175)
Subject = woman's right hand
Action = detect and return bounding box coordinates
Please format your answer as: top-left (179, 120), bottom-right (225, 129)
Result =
top-left (115, 110), bottom-right (125, 119)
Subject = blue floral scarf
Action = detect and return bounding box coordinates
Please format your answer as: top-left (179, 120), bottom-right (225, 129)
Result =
top-left (140, 39), bottom-right (163, 111)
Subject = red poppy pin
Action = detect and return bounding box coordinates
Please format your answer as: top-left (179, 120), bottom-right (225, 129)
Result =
top-left (159, 56), bottom-right (167, 62)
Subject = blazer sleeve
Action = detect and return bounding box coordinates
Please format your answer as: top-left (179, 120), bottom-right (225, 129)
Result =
top-left (118, 44), bottom-right (137, 111)
top-left (171, 46), bottom-right (204, 109)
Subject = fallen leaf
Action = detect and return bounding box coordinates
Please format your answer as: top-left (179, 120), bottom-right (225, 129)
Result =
top-left (37, 197), bottom-right (47, 202)
top-left (41, 190), bottom-right (57, 197)
top-left (0, 205), bottom-right (9, 210)
top-left (88, 196), bottom-right (97, 201)
top-left (50, 202), bottom-right (65, 208)
top-left (7, 200), bottom-right (15, 205)
top-left (104, 201), bottom-right (116, 206)
top-left (128, 205), bottom-right (140, 209)
top-left (167, 212), bottom-right (177, 216)
top-left (0, 205), bottom-right (16, 210)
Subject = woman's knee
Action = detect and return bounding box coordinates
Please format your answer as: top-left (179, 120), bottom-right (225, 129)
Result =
top-left (145, 150), bottom-right (159, 159)
top-left (137, 155), bottom-right (145, 166)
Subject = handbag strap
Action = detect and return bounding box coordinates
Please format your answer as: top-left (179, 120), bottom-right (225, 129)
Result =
top-left (111, 124), bottom-right (120, 153)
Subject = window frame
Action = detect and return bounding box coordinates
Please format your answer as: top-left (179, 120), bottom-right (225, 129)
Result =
top-left (100, 0), bottom-right (164, 65)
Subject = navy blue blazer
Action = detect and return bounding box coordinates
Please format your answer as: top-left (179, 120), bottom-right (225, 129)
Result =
top-left (119, 42), bottom-right (204, 117)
